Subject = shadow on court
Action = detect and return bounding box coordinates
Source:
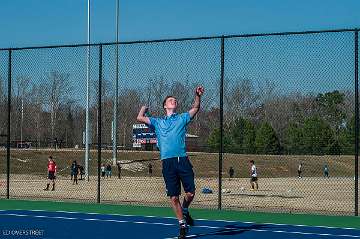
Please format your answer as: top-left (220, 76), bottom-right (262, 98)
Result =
top-left (223, 193), bottom-right (304, 199)
top-left (188, 224), bottom-right (268, 238)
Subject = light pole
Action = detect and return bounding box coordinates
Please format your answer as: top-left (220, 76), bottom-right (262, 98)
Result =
top-left (112, 0), bottom-right (119, 166)
top-left (85, 0), bottom-right (91, 181)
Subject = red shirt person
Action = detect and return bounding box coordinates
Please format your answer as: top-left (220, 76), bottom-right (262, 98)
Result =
top-left (48, 159), bottom-right (57, 173)
top-left (44, 156), bottom-right (57, 191)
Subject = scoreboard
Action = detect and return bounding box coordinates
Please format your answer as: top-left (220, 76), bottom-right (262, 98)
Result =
top-left (132, 124), bottom-right (157, 148)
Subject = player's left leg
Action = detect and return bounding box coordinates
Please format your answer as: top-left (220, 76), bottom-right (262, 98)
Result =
top-left (179, 156), bottom-right (195, 226)
top-left (51, 178), bottom-right (55, 191)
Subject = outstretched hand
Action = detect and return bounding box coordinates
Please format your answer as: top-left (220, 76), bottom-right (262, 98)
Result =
top-left (195, 86), bottom-right (205, 96)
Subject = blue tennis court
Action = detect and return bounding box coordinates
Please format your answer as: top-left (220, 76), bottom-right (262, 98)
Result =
top-left (0, 209), bottom-right (359, 239)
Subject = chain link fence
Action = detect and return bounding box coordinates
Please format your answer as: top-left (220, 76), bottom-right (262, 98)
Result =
top-left (0, 29), bottom-right (359, 215)
top-left (222, 31), bottom-right (357, 214)
top-left (0, 50), bottom-right (8, 199)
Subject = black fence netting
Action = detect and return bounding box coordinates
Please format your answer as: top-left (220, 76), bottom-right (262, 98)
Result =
top-left (222, 31), bottom-right (356, 215)
top-left (0, 50), bottom-right (8, 199)
top-left (0, 29), bottom-right (358, 215)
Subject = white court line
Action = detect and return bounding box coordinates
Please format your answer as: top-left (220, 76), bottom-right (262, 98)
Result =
top-left (0, 212), bottom-right (359, 239)
top-left (165, 228), bottom-right (360, 239)
top-left (1, 213), bottom-right (171, 226)
top-left (1, 209), bottom-right (359, 231)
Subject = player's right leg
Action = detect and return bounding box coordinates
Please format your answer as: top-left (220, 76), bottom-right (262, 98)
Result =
top-left (51, 178), bottom-right (55, 191)
top-left (254, 179), bottom-right (258, 190)
top-left (44, 173), bottom-right (52, 190)
top-left (250, 178), bottom-right (254, 190)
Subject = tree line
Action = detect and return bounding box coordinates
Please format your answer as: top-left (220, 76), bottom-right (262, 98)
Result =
top-left (0, 72), bottom-right (356, 155)
top-left (208, 90), bottom-right (356, 155)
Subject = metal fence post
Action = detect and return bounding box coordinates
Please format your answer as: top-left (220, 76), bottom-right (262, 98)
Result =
top-left (6, 49), bottom-right (11, 199)
top-left (97, 45), bottom-right (103, 203)
top-left (355, 30), bottom-right (359, 216)
top-left (112, 0), bottom-right (120, 166)
top-left (218, 37), bottom-right (225, 210)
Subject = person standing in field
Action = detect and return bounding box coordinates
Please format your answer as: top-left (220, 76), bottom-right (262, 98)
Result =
top-left (148, 163), bottom-right (153, 177)
top-left (44, 156), bottom-right (57, 191)
top-left (298, 163), bottom-right (303, 178)
top-left (106, 164), bottom-right (112, 178)
top-left (229, 166), bottom-right (234, 181)
top-left (71, 160), bottom-right (79, 185)
top-left (117, 161), bottom-right (122, 179)
top-left (249, 160), bottom-right (258, 191)
top-left (136, 86), bottom-right (204, 239)
top-left (70, 163), bottom-right (74, 181)
top-left (101, 164), bottom-right (106, 178)
top-left (324, 164), bottom-right (329, 178)
top-left (79, 165), bottom-right (85, 180)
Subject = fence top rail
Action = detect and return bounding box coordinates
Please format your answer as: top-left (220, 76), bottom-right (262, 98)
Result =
top-left (0, 28), bottom-right (359, 51)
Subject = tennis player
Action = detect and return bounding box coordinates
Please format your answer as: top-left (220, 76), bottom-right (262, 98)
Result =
top-left (137, 86), bottom-right (204, 239)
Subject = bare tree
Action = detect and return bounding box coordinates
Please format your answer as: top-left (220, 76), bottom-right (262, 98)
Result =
top-left (224, 78), bottom-right (261, 122)
top-left (45, 71), bottom-right (71, 146)
top-left (118, 88), bottom-right (141, 147)
top-left (90, 77), bottom-right (114, 145)
top-left (29, 83), bottom-right (47, 147)
top-left (147, 76), bottom-right (168, 115)
top-left (169, 80), bottom-right (192, 113)
top-left (13, 76), bottom-right (31, 142)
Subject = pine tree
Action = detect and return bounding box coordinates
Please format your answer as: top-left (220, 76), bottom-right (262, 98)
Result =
top-left (255, 122), bottom-right (280, 154)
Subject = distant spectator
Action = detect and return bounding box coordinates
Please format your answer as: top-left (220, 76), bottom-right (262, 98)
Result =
top-left (44, 156), bottom-right (57, 191)
top-left (148, 163), bottom-right (153, 177)
top-left (324, 164), bottom-right (329, 178)
top-left (117, 161), bottom-right (121, 179)
top-left (54, 138), bottom-right (58, 150)
top-left (101, 164), bottom-right (106, 178)
top-left (297, 163), bottom-right (303, 178)
top-left (79, 165), bottom-right (85, 180)
top-left (70, 163), bottom-right (75, 180)
top-left (249, 160), bottom-right (258, 191)
top-left (229, 166), bottom-right (234, 181)
top-left (71, 160), bottom-right (79, 185)
top-left (106, 164), bottom-right (112, 178)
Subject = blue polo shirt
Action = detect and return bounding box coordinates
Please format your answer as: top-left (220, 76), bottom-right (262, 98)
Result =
top-left (148, 112), bottom-right (191, 160)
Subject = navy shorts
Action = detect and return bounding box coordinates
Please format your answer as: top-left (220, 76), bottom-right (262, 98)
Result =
top-left (162, 156), bottom-right (195, 197)
top-left (48, 172), bottom-right (56, 180)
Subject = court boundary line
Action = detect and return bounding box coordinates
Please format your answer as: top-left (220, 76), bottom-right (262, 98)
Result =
top-left (2, 209), bottom-right (358, 231)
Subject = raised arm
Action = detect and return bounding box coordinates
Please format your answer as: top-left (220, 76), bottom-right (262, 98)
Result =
top-left (137, 106), bottom-right (151, 125)
top-left (189, 86), bottom-right (204, 118)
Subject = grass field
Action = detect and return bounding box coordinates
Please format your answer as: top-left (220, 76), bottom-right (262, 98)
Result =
top-left (0, 148), bottom-right (359, 216)
top-left (0, 148), bottom-right (356, 177)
